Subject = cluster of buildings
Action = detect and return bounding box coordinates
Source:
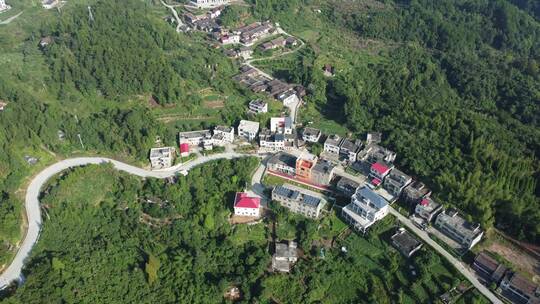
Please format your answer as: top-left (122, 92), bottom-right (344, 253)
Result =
top-left (473, 252), bottom-right (540, 304)
top-left (267, 152), bottom-right (336, 187)
top-left (183, 6), bottom-right (224, 32)
top-left (272, 184), bottom-right (327, 219)
top-left (233, 66), bottom-right (303, 107)
top-left (259, 36), bottom-right (297, 51)
top-left (191, 0), bottom-right (229, 8)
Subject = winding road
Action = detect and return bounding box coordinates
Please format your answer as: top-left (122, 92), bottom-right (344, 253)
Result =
top-left (0, 153), bottom-right (248, 289)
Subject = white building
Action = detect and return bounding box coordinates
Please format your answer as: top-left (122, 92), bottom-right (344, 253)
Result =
top-left (277, 89), bottom-right (300, 106)
top-left (259, 131), bottom-right (286, 151)
top-left (238, 120), bottom-right (260, 141)
top-left (213, 125), bottom-right (234, 145)
top-left (233, 192), bottom-right (260, 217)
top-left (302, 127), bottom-right (321, 143)
top-left (324, 134), bottom-right (342, 154)
top-left (0, 0), bottom-right (11, 12)
top-left (342, 187), bottom-right (389, 233)
top-left (42, 0), bottom-right (59, 9)
top-left (149, 147), bottom-right (175, 169)
top-left (220, 34), bottom-right (240, 45)
top-left (248, 99), bottom-right (268, 114)
top-left (191, 0), bottom-right (230, 8)
top-left (178, 130), bottom-right (212, 147)
top-left (435, 209), bottom-right (484, 250)
top-left (270, 117), bottom-right (293, 134)
top-left (272, 184), bottom-right (327, 219)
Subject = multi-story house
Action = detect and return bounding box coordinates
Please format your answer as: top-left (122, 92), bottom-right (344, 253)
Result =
top-left (358, 143), bottom-right (397, 164)
top-left (339, 139), bottom-right (363, 162)
top-left (179, 130), bottom-right (212, 147)
top-left (272, 184), bottom-right (327, 219)
top-left (270, 117), bottom-right (293, 134)
top-left (277, 89), bottom-right (299, 106)
top-left (383, 168), bottom-right (412, 196)
top-left (324, 134), bottom-right (342, 155)
top-left (342, 187), bottom-right (389, 233)
top-left (500, 271), bottom-right (540, 304)
top-left (272, 241), bottom-right (298, 273)
top-left (472, 252), bottom-right (508, 285)
top-left (191, 0), bottom-right (230, 8)
top-left (302, 127), bottom-right (321, 143)
top-left (259, 129), bottom-right (285, 151)
top-left (267, 152), bottom-right (297, 176)
top-left (311, 159), bottom-right (335, 186)
top-left (414, 197), bottom-right (443, 222)
top-left (369, 162), bottom-right (393, 186)
top-left (295, 153), bottom-right (318, 180)
top-left (233, 192), bottom-right (260, 217)
top-left (237, 120), bottom-right (260, 141)
top-left (403, 181), bottom-right (432, 205)
top-left (391, 229), bottom-right (422, 258)
top-left (149, 147), bottom-right (175, 169)
top-left (336, 177), bottom-right (361, 197)
top-left (434, 209), bottom-right (483, 250)
top-left (248, 99), bottom-right (268, 114)
top-left (212, 126), bottom-right (234, 145)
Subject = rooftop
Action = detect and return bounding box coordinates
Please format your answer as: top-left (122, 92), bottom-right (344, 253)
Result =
top-left (312, 159), bottom-right (335, 175)
top-left (503, 271), bottom-right (540, 302)
top-left (268, 152), bottom-right (297, 168)
top-left (354, 187), bottom-right (388, 210)
top-left (214, 125), bottom-right (233, 133)
top-left (238, 120), bottom-right (260, 132)
top-left (437, 209), bottom-right (483, 239)
top-left (340, 138), bottom-right (362, 152)
top-left (273, 184), bottom-right (325, 208)
top-left (302, 127), bottom-right (321, 137)
top-left (325, 134), bottom-right (342, 147)
top-left (234, 192), bottom-right (260, 209)
top-left (179, 130), bottom-right (211, 139)
top-left (150, 147), bottom-right (174, 158)
top-left (371, 162), bottom-right (391, 175)
top-left (417, 197), bottom-right (441, 213)
top-left (337, 177), bottom-right (360, 192)
top-left (391, 230), bottom-right (422, 256)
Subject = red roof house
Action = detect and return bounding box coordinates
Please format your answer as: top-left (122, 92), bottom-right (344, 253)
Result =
top-left (370, 162), bottom-right (392, 180)
top-left (179, 143), bottom-right (190, 156)
top-left (234, 192), bottom-right (261, 217)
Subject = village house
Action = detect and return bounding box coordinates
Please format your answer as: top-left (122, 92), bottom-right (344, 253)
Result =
top-left (191, 0), bottom-right (230, 8)
top-left (179, 130), bottom-right (213, 150)
top-left (237, 120), bottom-right (260, 141)
top-left (179, 143), bottom-right (190, 157)
top-left (391, 229), bottom-right (423, 258)
top-left (259, 37), bottom-right (286, 51)
top-left (248, 99), bottom-right (268, 114)
top-left (369, 162), bottom-right (394, 187)
top-left (267, 152), bottom-right (297, 176)
top-left (233, 192), bottom-right (261, 217)
top-left (220, 34), bottom-right (240, 45)
top-left (323, 64), bottom-right (335, 77)
top-left (403, 181), bottom-right (432, 205)
top-left (383, 168), bottom-right (412, 196)
top-left (414, 197), bottom-right (443, 223)
top-left (499, 271), bottom-right (540, 304)
top-left (184, 12), bottom-right (206, 24)
top-left (366, 132), bottom-right (382, 144)
top-left (342, 187), bottom-right (389, 234)
top-left (435, 209), bottom-right (484, 250)
top-left (270, 117), bottom-right (293, 134)
top-left (212, 125), bottom-right (234, 146)
top-left (302, 127), bottom-right (321, 143)
top-left (286, 36), bottom-right (298, 46)
top-left (39, 36), bottom-right (53, 48)
top-left (149, 147), bottom-right (175, 169)
top-left (259, 129), bottom-right (286, 151)
top-left (277, 89), bottom-right (300, 106)
top-left (472, 252), bottom-right (508, 285)
top-left (339, 139), bottom-right (363, 162)
top-left (42, 0), bottom-right (59, 9)
top-left (238, 46), bottom-right (253, 59)
top-left (0, 100), bottom-right (7, 112)
top-left (272, 241), bottom-right (298, 273)
top-left (358, 143), bottom-right (397, 164)
top-left (324, 134), bottom-right (343, 155)
top-left (238, 22), bottom-right (274, 44)
top-left (272, 184), bottom-right (327, 219)
top-left (311, 159), bottom-right (335, 185)
top-left (295, 152), bottom-right (318, 180)
top-left (336, 176), bottom-right (361, 197)
top-left (207, 6), bottom-right (223, 19)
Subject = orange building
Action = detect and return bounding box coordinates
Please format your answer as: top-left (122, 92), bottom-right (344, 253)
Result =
top-left (295, 157), bottom-right (317, 180)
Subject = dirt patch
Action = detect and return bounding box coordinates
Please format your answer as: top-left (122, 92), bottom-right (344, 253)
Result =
top-left (229, 214), bottom-right (262, 225)
top-left (204, 100), bottom-right (224, 109)
top-left (486, 242), bottom-right (540, 281)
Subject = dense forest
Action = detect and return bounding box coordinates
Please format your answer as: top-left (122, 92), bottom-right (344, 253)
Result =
top-left (0, 161), bottom-right (488, 303)
top-left (249, 0), bottom-right (540, 243)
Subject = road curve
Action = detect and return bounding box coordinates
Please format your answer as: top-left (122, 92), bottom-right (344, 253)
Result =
top-left (0, 153), bottom-right (249, 289)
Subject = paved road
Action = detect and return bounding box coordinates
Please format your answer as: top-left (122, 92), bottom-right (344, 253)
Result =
top-left (388, 207), bottom-right (502, 304)
top-left (0, 152), bottom-right (248, 289)
top-left (161, 0), bottom-right (184, 32)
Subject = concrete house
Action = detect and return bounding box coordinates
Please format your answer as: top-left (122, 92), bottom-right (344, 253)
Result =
top-left (391, 229), bottom-right (422, 258)
top-left (342, 187), bottom-right (389, 233)
top-left (324, 134), bottom-right (342, 155)
top-left (414, 197), bottom-right (443, 222)
top-left (472, 252), bottom-right (508, 285)
top-left (233, 192), bottom-right (261, 217)
top-left (220, 34), bottom-right (240, 45)
top-left (311, 159), bottom-right (335, 185)
top-left (0, 100), bottom-right (7, 112)
top-left (339, 139), bottom-right (363, 162)
top-left (239, 46), bottom-right (253, 59)
top-left (267, 152), bottom-right (297, 176)
top-left (191, 0), bottom-right (230, 8)
top-left (0, 0), bottom-right (10, 12)
top-left (212, 126), bottom-right (235, 146)
top-left (272, 184), bottom-right (327, 219)
top-left (369, 162), bottom-right (393, 187)
top-left (272, 241), bottom-right (298, 273)
top-left (435, 209), bottom-right (484, 250)
top-left (358, 143), bottom-right (397, 164)
top-left (248, 99), bottom-right (268, 114)
top-left (383, 168), bottom-right (412, 196)
top-left (237, 120), bottom-right (260, 141)
top-left (259, 129), bottom-right (286, 151)
top-left (270, 117), bottom-right (293, 134)
top-left (336, 176), bottom-right (361, 197)
top-left (149, 147), bottom-right (175, 169)
top-left (366, 132), bottom-right (382, 144)
top-left (179, 130), bottom-right (212, 147)
top-left (403, 181), bottom-right (432, 205)
top-left (500, 271), bottom-right (540, 304)
top-left (277, 89), bottom-right (299, 106)
top-left (302, 127), bottom-right (321, 143)
top-left (295, 153), bottom-right (318, 180)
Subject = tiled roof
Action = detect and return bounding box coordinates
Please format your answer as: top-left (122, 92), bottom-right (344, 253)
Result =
top-left (371, 162), bottom-right (390, 175)
top-left (234, 192), bottom-right (260, 209)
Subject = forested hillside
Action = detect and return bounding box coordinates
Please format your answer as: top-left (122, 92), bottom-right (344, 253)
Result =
top-left (249, 0), bottom-right (539, 243)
